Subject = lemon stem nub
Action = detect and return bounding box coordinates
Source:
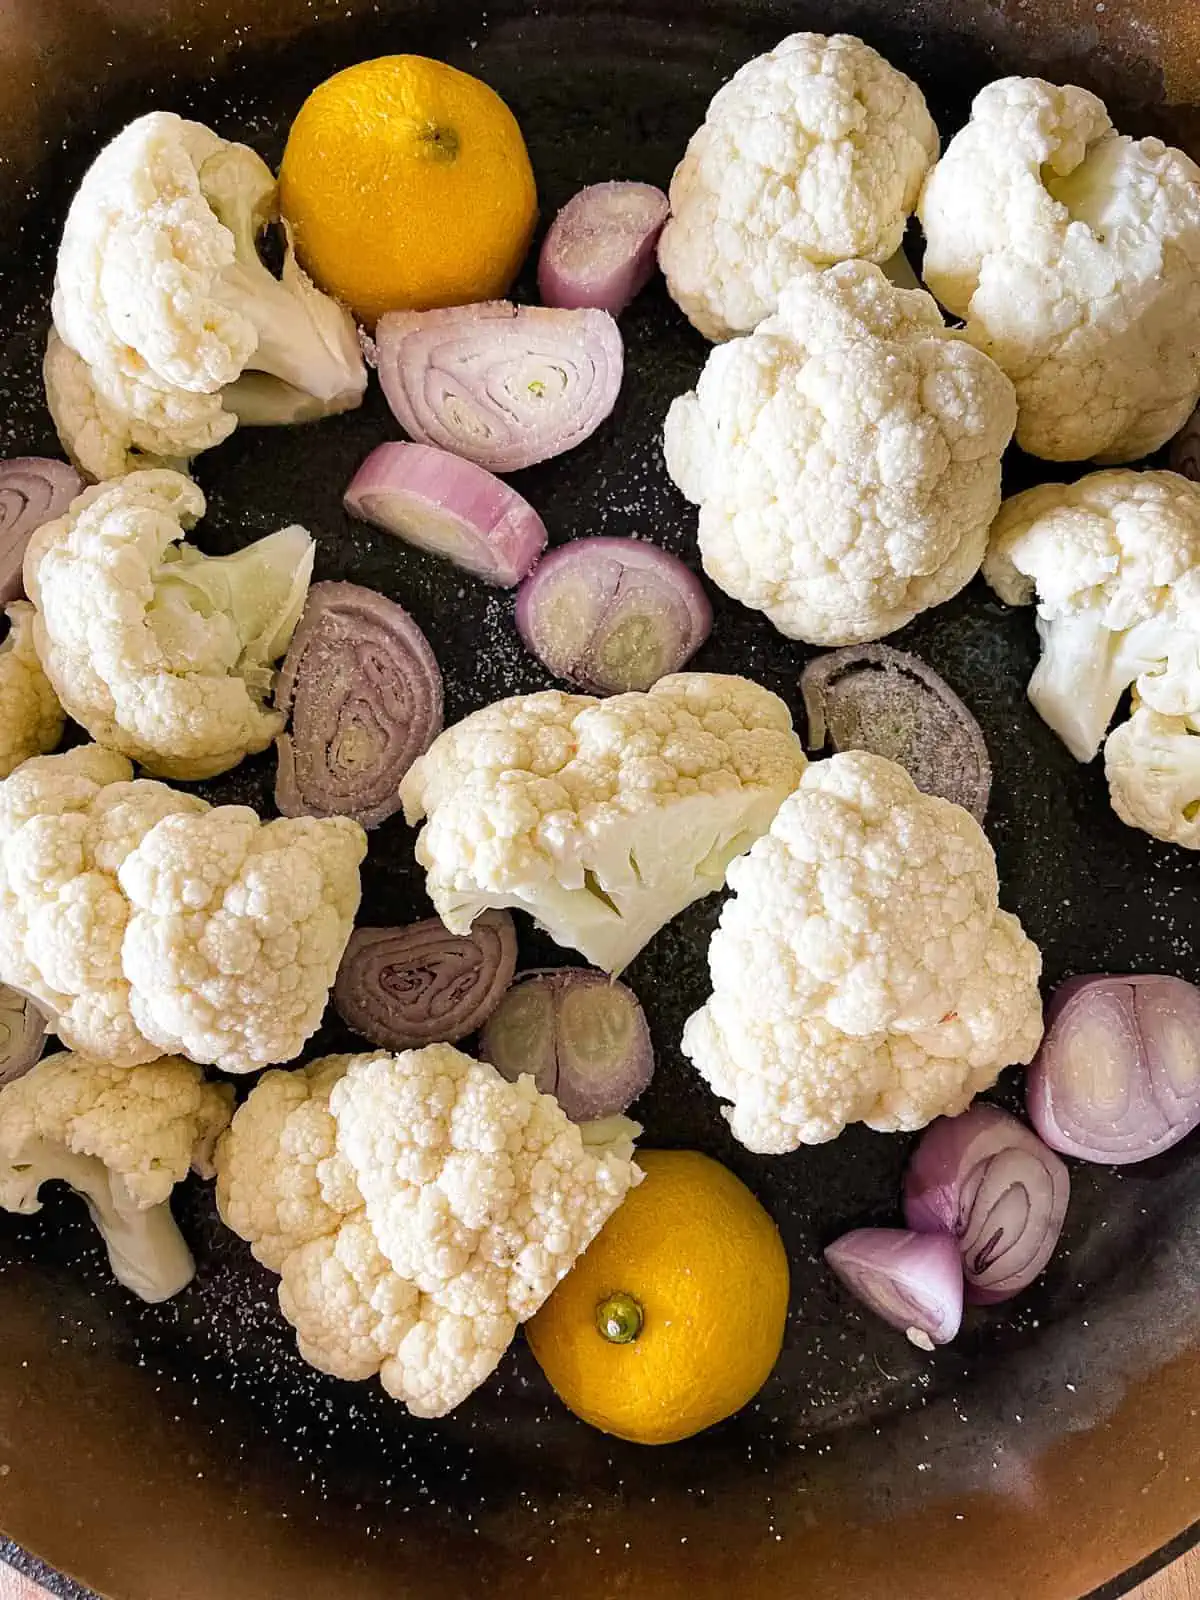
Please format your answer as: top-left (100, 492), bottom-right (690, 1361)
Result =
top-left (421, 124), bottom-right (460, 162)
top-left (596, 1290), bottom-right (643, 1344)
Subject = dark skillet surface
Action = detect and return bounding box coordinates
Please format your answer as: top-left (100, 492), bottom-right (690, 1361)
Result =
top-left (0, 2), bottom-right (1198, 1595)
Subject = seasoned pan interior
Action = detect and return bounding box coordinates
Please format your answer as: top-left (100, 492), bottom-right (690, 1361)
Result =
top-left (0, 1), bottom-right (1197, 1596)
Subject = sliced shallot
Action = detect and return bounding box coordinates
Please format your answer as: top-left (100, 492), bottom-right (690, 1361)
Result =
top-left (1, 457), bottom-right (85, 603)
top-left (538, 181), bottom-right (669, 316)
top-left (1026, 974), bottom-right (1200, 1164)
top-left (344, 442), bottom-right (547, 586)
top-left (801, 643), bottom-right (992, 821)
top-left (334, 913), bottom-right (517, 1051)
top-left (904, 1103), bottom-right (1070, 1305)
top-left (824, 1228), bottom-right (964, 1348)
top-left (515, 536), bottom-right (711, 694)
top-left (372, 301), bottom-right (623, 472)
top-left (479, 967), bottom-right (654, 1121)
top-left (274, 581), bottom-right (442, 829)
top-left (0, 987), bottom-right (45, 1085)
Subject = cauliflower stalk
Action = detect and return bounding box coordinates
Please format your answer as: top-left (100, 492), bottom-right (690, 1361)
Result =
top-left (0, 744), bottom-right (365, 1071)
top-left (681, 752), bottom-right (1043, 1151)
top-left (664, 262), bottom-right (1016, 645)
top-left (984, 470), bottom-right (1200, 846)
top-left (658, 32), bottom-right (938, 340)
top-left (0, 1049), bottom-right (233, 1301)
top-left (399, 673), bottom-right (808, 974)
top-left (24, 469), bottom-right (314, 780)
top-left (48, 112), bottom-right (366, 480)
top-left (215, 1046), bottom-right (642, 1417)
top-left (0, 603), bottom-right (63, 778)
top-left (919, 77), bottom-right (1200, 463)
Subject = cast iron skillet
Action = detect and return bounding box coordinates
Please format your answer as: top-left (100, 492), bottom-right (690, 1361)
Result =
top-left (0, 1), bottom-right (1197, 1596)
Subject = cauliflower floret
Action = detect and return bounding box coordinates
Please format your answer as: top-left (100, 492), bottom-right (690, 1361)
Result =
top-left (0, 745), bottom-right (365, 1071)
top-left (658, 32), bottom-right (938, 340)
top-left (681, 753), bottom-right (1043, 1151)
top-left (1105, 704), bottom-right (1200, 848)
top-left (919, 77), bottom-right (1200, 463)
top-left (24, 469), bottom-right (314, 780)
top-left (0, 603), bottom-right (63, 778)
top-left (665, 262), bottom-right (1016, 645)
top-left (50, 112), bottom-right (365, 479)
top-left (216, 1047), bottom-right (642, 1417)
top-left (0, 1048), bottom-right (233, 1301)
top-left (984, 470), bottom-right (1200, 763)
top-left (0, 745), bottom-right (208, 1065)
top-left (399, 673), bottom-right (808, 974)
top-left (119, 808), bottom-right (366, 1074)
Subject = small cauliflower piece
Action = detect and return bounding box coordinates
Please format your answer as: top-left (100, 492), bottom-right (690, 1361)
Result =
top-left (49, 112), bottom-right (366, 478)
top-left (919, 77), bottom-right (1200, 463)
top-left (119, 807), bottom-right (366, 1073)
top-left (984, 470), bottom-right (1200, 764)
top-left (1105, 704), bottom-right (1200, 848)
top-left (681, 752), bottom-right (1043, 1151)
top-left (216, 1046), bottom-right (642, 1417)
top-left (399, 672), bottom-right (808, 974)
top-left (0, 745), bottom-right (365, 1071)
top-left (0, 745), bottom-right (208, 1065)
top-left (24, 469), bottom-right (314, 780)
top-left (664, 262), bottom-right (1016, 645)
top-left (0, 603), bottom-right (63, 778)
top-left (658, 32), bottom-right (938, 340)
top-left (0, 1048), bottom-right (233, 1301)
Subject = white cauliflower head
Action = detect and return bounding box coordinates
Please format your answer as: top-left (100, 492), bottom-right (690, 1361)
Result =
top-left (681, 752), bottom-right (1043, 1150)
top-left (658, 32), bottom-right (938, 340)
top-left (49, 112), bottom-right (366, 479)
top-left (1105, 704), bottom-right (1200, 848)
top-left (919, 77), bottom-right (1200, 464)
top-left (215, 1047), bottom-right (642, 1417)
top-left (119, 807), bottom-right (366, 1073)
top-left (0, 603), bottom-right (63, 779)
top-left (0, 745), bottom-right (365, 1071)
top-left (24, 468), bottom-right (314, 781)
top-left (399, 672), bottom-right (808, 974)
top-left (665, 262), bottom-right (1016, 645)
top-left (0, 1048), bottom-right (233, 1301)
top-left (984, 470), bottom-right (1200, 765)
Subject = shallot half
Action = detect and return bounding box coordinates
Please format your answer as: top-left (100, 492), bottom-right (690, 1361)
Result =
top-left (515, 537), bottom-right (711, 694)
top-left (275, 581), bottom-right (442, 829)
top-left (1, 457), bottom-right (84, 603)
top-left (538, 182), bottom-right (669, 315)
top-left (373, 301), bottom-right (623, 472)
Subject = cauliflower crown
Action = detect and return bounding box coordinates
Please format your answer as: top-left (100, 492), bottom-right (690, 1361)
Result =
top-left (0, 603), bottom-right (63, 779)
top-left (399, 672), bottom-right (808, 973)
top-left (0, 1047), bottom-right (233, 1302)
top-left (24, 468), bottom-right (314, 781)
top-left (49, 112), bottom-right (364, 477)
top-left (665, 261), bottom-right (1016, 645)
top-left (984, 469), bottom-right (1200, 764)
top-left (681, 752), bottom-right (1043, 1150)
top-left (659, 32), bottom-right (939, 339)
top-left (216, 1047), bottom-right (641, 1417)
top-left (1105, 704), bottom-right (1200, 848)
top-left (919, 76), bottom-right (1200, 463)
top-left (0, 745), bottom-right (364, 1071)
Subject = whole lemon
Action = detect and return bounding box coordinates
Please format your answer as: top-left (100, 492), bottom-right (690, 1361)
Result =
top-left (279, 55), bottom-right (537, 323)
top-left (526, 1150), bottom-right (789, 1445)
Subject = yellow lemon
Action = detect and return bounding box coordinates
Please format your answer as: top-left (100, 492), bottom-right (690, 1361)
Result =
top-left (279, 55), bottom-right (537, 323)
top-left (526, 1150), bottom-right (789, 1445)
